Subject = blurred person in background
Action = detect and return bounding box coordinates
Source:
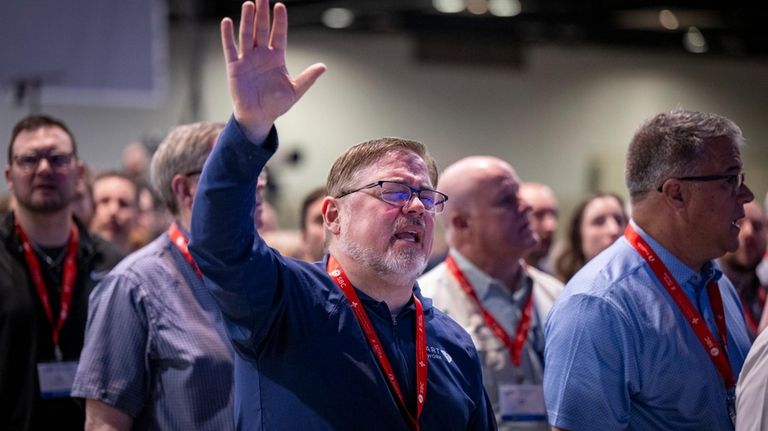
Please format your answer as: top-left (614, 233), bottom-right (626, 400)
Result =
top-left (519, 182), bottom-right (559, 274)
top-left (553, 192), bottom-right (627, 283)
top-left (718, 200), bottom-right (766, 339)
top-left (298, 186), bottom-right (326, 262)
top-left (1, 114), bottom-right (123, 430)
top-left (90, 171), bottom-right (140, 253)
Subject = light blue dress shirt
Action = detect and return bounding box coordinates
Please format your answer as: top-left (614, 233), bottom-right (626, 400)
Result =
top-left (544, 220), bottom-right (751, 430)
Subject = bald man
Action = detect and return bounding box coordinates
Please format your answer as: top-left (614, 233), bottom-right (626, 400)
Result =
top-left (519, 182), bottom-right (559, 273)
top-left (419, 156), bottom-right (563, 430)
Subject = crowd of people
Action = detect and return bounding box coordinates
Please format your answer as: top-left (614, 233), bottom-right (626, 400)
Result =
top-left (2, 1), bottom-right (768, 430)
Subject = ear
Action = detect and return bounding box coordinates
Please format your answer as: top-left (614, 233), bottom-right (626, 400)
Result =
top-left (75, 159), bottom-right (85, 181)
top-left (449, 210), bottom-right (470, 231)
top-left (171, 174), bottom-right (194, 212)
top-left (659, 180), bottom-right (687, 210)
top-left (4, 165), bottom-right (11, 191)
top-left (323, 197), bottom-right (341, 235)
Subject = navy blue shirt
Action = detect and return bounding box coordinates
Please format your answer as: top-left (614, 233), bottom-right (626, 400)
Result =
top-left (190, 118), bottom-right (495, 430)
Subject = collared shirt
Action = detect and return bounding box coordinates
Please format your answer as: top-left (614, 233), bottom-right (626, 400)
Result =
top-left (420, 249), bottom-right (562, 431)
top-left (71, 232), bottom-right (234, 430)
top-left (544, 220), bottom-right (751, 430)
top-left (188, 117), bottom-right (495, 431)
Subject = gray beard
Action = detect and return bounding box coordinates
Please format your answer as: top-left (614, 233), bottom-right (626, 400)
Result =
top-left (337, 228), bottom-right (428, 284)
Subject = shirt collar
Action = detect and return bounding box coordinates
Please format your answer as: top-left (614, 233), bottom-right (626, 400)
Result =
top-left (629, 219), bottom-right (723, 292)
top-left (447, 248), bottom-right (529, 302)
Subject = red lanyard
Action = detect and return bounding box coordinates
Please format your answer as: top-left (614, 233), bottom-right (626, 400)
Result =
top-left (445, 255), bottom-right (534, 367)
top-left (625, 224), bottom-right (734, 389)
top-left (326, 256), bottom-right (427, 430)
top-left (15, 219), bottom-right (79, 361)
top-left (168, 221), bottom-right (203, 278)
top-left (742, 288), bottom-right (766, 335)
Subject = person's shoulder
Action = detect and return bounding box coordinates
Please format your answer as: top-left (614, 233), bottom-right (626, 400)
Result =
top-left (417, 262), bottom-right (448, 298)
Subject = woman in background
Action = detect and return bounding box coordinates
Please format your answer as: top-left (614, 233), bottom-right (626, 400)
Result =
top-left (555, 192), bottom-right (628, 283)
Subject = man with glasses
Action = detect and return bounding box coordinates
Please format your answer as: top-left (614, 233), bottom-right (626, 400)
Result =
top-left (0, 114), bottom-right (124, 430)
top-left (419, 156), bottom-right (564, 430)
top-left (544, 109), bottom-right (754, 430)
top-left (188, 1), bottom-right (494, 429)
top-left (72, 122), bottom-right (237, 430)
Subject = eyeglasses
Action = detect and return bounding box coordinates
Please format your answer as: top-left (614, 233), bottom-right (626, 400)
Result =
top-left (656, 171), bottom-right (745, 192)
top-left (337, 180), bottom-right (448, 214)
top-left (12, 152), bottom-right (75, 172)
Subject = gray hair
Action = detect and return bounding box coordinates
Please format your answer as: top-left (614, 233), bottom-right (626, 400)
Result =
top-left (625, 108), bottom-right (743, 202)
top-left (150, 122), bottom-right (223, 215)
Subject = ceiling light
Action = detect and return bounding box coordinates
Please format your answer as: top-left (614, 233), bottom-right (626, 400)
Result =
top-left (467, 0), bottom-right (489, 15)
top-left (683, 26), bottom-right (708, 53)
top-left (489, 0), bottom-right (521, 17)
top-left (321, 8), bottom-right (355, 29)
top-left (432, 0), bottom-right (464, 14)
top-left (658, 9), bottom-right (679, 30)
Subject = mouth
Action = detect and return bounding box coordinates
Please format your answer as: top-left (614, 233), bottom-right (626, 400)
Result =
top-left (394, 230), bottom-right (421, 243)
top-left (732, 214), bottom-right (745, 229)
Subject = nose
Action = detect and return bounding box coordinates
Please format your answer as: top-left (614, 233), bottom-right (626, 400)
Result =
top-left (402, 192), bottom-right (426, 215)
top-left (35, 156), bottom-right (53, 173)
top-left (738, 183), bottom-right (754, 204)
top-left (605, 217), bottom-right (623, 238)
top-left (543, 213), bottom-right (558, 233)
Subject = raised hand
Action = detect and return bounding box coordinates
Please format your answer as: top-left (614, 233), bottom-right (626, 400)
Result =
top-left (221, 0), bottom-right (326, 141)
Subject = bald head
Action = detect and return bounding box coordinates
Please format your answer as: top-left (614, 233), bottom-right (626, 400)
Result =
top-left (438, 156), bottom-right (536, 269)
top-left (439, 156), bottom-right (516, 219)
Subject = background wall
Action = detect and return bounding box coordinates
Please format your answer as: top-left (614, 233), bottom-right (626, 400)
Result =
top-left (2, 23), bottom-right (767, 231)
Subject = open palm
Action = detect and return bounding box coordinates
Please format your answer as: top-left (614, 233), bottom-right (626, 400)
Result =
top-left (221, 1), bottom-right (325, 140)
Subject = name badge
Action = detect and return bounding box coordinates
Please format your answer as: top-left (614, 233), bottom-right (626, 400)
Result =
top-left (37, 361), bottom-right (78, 399)
top-left (499, 383), bottom-right (547, 422)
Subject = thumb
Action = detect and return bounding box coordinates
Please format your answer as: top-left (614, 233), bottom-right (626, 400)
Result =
top-left (294, 63), bottom-right (327, 99)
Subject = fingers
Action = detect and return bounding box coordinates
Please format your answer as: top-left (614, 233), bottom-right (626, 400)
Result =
top-left (293, 63), bottom-right (327, 99)
top-left (238, 2), bottom-right (255, 55)
top-left (269, 3), bottom-right (288, 51)
top-left (221, 18), bottom-right (237, 64)
top-left (255, 0), bottom-right (270, 48)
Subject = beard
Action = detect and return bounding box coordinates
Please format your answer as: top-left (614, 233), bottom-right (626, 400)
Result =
top-left (337, 215), bottom-right (429, 282)
top-left (15, 189), bottom-right (74, 214)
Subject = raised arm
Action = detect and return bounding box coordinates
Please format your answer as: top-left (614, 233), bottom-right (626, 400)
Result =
top-left (220, 0), bottom-right (325, 142)
top-left (189, 0), bottom-right (324, 354)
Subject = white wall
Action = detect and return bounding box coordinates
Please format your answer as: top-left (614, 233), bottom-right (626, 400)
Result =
top-left (2, 24), bottom-right (767, 227)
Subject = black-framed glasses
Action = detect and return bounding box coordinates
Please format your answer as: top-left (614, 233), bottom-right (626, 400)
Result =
top-left (656, 171), bottom-right (745, 192)
top-left (12, 152), bottom-right (75, 172)
top-left (337, 180), bottom-right (448, 213)
top-left (183, 169), bottom-right (202, 177)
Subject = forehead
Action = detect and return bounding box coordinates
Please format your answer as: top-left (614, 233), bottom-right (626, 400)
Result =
top-left (583, 196), bottom-right (623, 218)
top-left (12, 126), bottom-right (73, 156)
top-left (356, 149), bottom-right (432, 186)
top-left (521, 186), bottom-right (556, 208)
top-left (93, 176), bottom-right (137, 198)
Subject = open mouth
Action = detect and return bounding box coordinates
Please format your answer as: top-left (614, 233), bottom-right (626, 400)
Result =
top-left (394, 230), bottom-right (421, 243)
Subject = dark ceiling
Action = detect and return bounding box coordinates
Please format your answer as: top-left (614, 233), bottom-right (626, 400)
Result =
top-left (170, 1), bottom-right (768, 62)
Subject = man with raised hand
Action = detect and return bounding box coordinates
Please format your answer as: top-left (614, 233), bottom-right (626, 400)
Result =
top-left (189, 1), bottom-right (494, 430)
